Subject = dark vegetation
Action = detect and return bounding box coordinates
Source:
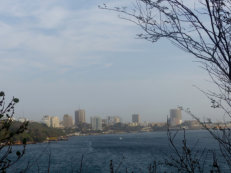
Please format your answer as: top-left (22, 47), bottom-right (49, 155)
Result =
top-left (0, 91), bottom-right (28, 172)
top-left (0, 91), bottom-right (66, 172)
top-left (11, 121), bottom-right (65, 143)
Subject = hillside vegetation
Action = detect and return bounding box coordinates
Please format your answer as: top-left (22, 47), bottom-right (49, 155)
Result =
top-left (10, 121), bottom-right (65, 143)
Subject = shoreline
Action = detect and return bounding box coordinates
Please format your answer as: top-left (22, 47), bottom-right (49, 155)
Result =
top-left (12, 128), bottom-right (208, 146)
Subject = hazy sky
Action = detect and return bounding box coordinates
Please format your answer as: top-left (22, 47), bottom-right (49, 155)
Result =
top-left (0, 0), bottom-right (221, 122)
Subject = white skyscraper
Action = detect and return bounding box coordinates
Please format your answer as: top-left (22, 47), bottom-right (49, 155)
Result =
top-left (169, 109), bottom-right (182, 126)
top-left (51, 116), bottom-right (60, 128)
top-left (42, 115), bottom-right (60, 128)
top-left (42, 115), bottom-right (51, 127)
top-left (91, 116), bottom-right (102, 130)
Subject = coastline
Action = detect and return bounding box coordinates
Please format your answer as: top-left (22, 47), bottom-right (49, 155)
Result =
top-left (12, 127), bottom-right (208, 146)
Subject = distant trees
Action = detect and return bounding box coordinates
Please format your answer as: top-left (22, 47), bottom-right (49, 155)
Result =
top-left (100, 0), bottom-right (231, 171)
top-left (0, 91), bottom-right (28, 172)
top-left (19, 122), bottom-right (65, 143)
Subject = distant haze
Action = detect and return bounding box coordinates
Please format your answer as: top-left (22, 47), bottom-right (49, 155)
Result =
top-left (0, 0), bottom-right (222, 122)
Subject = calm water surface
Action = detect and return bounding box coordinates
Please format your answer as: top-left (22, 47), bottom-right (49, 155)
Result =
top-left (7, 130), bottom-right (228, 172)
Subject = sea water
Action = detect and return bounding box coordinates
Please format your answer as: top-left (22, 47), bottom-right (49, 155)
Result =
top-left (6, 130), bottom-right (229, 172)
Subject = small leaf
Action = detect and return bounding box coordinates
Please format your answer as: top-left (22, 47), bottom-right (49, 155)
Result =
top-left (13, 98), bottom-right (19, 103)
top-left (22, 138), bottom-right (27, 145)
top-left (0, 91), bottom-right (4, 96)
top-left (16, 151), bottom-right (21, 157)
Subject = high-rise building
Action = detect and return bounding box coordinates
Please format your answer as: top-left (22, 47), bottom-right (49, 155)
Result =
top-left (75, 109), bottom-right (86, 125)
top-left (132, 114), bottom-right (140, 124)
top-left (51, 116), bottom-right (60, 128)
top-left (63, 114), bottom-right (73, 128)
top-left (102, 118), bottom-right (107, 125)
top-left (42, 115), bottom-right (51, 127)
top-left (169, 109), bottom-right (182, 126)
top-left (107, 116), bottom-right (114, 126)
top-left (42, 115), bottom-right (60, 128)
top-left (91, 116), bottom-right (102, 130)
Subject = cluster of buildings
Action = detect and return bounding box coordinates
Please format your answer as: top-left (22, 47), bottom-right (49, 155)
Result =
top-left (41, 110), bottom-right (83, 129)
top-left (19, 108), bottom-right (231, 131)
top-left (41, 108), bottom-right (199, 130)
top-left (41, 109), bottom-right (143, 130)
top-left (42, 115), bottom-right (67, 128)
top-left (102, 116), bottom-right (121, 126)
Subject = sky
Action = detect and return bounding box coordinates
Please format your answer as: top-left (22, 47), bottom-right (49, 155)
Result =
top-left (0, 0), bottom-right (222, 122)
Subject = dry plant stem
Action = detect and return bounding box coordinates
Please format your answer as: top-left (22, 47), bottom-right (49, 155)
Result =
top-left (79, 154), bottom-right (84, 173)
top-left (100, 1), bottom-right (231, 171)
top-left (100, 0), bottom-right (231, 124)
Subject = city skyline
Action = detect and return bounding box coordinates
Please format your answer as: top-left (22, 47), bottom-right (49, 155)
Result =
top-left (16, 105), bottom-right (218, 123)
top-left (37, 108), bottom-right (190, 124)
top-left (40, 109), bottom-right (178, 127)
top-left (0, 0), bottom-right (222, 122)
top-left (0, 1), bottom-right (230, 172)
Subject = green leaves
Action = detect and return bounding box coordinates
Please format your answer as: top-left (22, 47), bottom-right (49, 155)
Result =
top-left (13, 98), bottom-right (19, 103)
top-left (0, 91), bottom-right (26, 171)
top-left (0, 91), bottom-right (5, 97)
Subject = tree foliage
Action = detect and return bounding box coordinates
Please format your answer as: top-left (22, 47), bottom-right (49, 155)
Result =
top-left (14, 122), bottom-right (65, 143)
top-left (0, 91), bottom-right (28, 172)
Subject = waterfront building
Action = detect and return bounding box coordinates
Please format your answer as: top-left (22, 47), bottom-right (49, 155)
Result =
top-left (102, 118), bottom-right (107, 125)
top-left (107, 116), bottom-right (114, 126)
top-left (183, 120), bottom-right (200, 128)
top-left (169, 109), bottom-right (182, 126)
top-left (114, 116), bottom-right (120, 123)
top-left (91, 116), bottom-right (102, 130)
top-left (51, 116), bottom-right (60, 128)
top-left (75, 109), bottom-right (86, 125)
top-left (42, 115), bottom-right (51, 127)
top-left (150, 122), bottom-right (166, 127)
top-left (63, 114), bottom-right (73, 128)
top-left (128, 122), bottom-right (139, 127)
top-left (141, 121), bottom-right (149, 127)
top-left (132, 114), bottom-right (140, 124)
top-left (107, 116), bottom-right (121, 126)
